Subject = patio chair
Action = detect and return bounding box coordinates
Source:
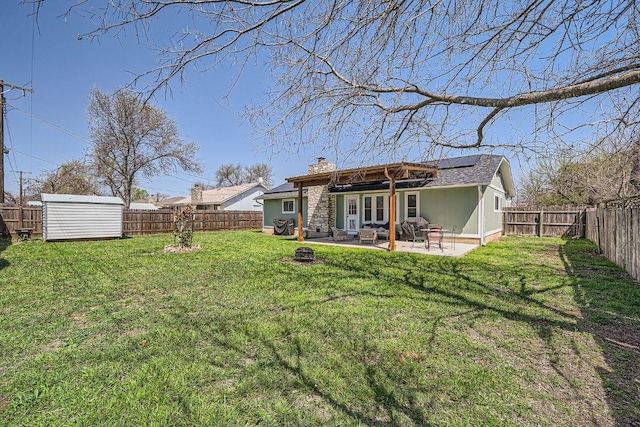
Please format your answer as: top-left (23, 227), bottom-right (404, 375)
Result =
top-left (331, 226), bottom-right (349, 241)
top-left (403, 222), bottom-right (426, 248)
top-left (358, 228), bottom-right (378, 245)
top-left (426, 225), bottom-right (444, 251)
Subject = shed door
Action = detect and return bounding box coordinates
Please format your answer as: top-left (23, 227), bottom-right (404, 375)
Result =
top-left (345, 196), bottom-right (359, 234)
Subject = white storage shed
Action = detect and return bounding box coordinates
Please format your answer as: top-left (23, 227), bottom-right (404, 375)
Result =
top-left (41, 193), bottom-right (125, 241)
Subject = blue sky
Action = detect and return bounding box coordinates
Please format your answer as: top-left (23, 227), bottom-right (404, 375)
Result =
top-left (0, 1), bottom-right (544, 201)
top-left (1, 1), bottom-right (316, 198)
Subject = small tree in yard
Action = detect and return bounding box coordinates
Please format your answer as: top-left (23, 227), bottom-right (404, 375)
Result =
top-left (173, 204), bottom-right (194, 249)
top-left (88, 87), bottom-right (202, 208)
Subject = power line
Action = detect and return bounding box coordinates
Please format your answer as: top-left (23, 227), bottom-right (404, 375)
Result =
top-left (1, 79), bottom-right (34, 203)
top-left (7, 103), bottom-right (91, 145)
top-left (7, 102), bottom-right (213, 194)
top-left (8, 147), bottom-right (58, 166)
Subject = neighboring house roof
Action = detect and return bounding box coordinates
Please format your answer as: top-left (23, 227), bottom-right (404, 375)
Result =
top-left (173, 182), bottom-right (268, 205)
top-left (263, 154), bottom-right (515, 198)
top-left (155, 197), bottom-right (185, 208)
top-left (129, 202), bottom-right (159, 210)
top-left (256, 182), bottom-right (308, 200)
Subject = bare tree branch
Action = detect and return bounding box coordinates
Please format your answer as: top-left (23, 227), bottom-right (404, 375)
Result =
top-left (28, 0), bottom-right (640, 159)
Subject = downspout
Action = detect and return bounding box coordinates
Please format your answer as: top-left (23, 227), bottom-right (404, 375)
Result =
top-left (478, 185), bottom-right (485, 246)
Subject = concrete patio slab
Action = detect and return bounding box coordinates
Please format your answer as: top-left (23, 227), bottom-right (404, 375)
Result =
top-left (299, 236), bottom-right (478, 257)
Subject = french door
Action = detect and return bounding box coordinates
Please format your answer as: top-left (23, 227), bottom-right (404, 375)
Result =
top-left (345, 196), bottom-right (359, 233)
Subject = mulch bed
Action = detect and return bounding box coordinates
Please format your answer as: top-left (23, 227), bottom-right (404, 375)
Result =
top-left (161, 244), bottom-right (202, 254)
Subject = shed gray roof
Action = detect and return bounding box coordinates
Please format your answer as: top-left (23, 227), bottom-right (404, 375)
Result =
top-left (41, 193), bottom-right (125, 205)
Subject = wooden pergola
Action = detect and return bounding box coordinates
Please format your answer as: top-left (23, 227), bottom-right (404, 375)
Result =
top-left (286, 163), bottom-right (438, 251)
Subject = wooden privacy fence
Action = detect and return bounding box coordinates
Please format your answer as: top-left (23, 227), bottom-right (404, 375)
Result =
top-left (1, 207), bottom-right (262, 238)
top-left (0, 206), bottom-right (43, 237)
top-left (503, 208), bottom-right (586, 238)
top-left (122, 210), bottom-right (263, 235)
top-left (586, 207), bottom-right (640, 282)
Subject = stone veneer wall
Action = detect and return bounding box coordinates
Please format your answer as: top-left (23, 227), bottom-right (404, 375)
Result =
top-left (306, 158), bottom-right (336, 236)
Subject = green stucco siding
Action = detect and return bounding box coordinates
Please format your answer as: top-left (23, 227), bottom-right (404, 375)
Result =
top-left (491, 172), bottom-right (505, 189)
top-left (419, 187), bottom-right (479, 235)
top-left (263, 198), bottom-right (308, 227)
top-left (483, 185), bottom-right (504, 233)
top-left (335, 195), bottom-right (345, 229)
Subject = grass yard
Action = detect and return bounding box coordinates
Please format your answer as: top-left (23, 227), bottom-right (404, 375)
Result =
top-left (0, 232), bottom-right (638, 426)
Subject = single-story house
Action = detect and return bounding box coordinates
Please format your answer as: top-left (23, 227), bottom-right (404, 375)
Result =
top-left (258, 155), bottom-right (515, 246)
top-left (154, 196), bottom-right (185, 209)
top-left (129, 201), bottom-right (160, 210)
top-left (171, 182), bottom-right (268, 211)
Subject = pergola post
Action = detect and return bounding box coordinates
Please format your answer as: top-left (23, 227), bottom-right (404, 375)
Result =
top-left (297, 182), bottom-right (304, 242)
top-left (385, 168), bottom-right (397, 251)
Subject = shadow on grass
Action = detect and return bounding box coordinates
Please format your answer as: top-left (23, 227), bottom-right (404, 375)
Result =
top-left (559, 239), bottom-right (640, 426)
top-left (261, 338), bottom-right (435, 427)
top-left (319, 242), bottom-right (639, 424)
top-left (0, 238), bottom-right (11, 271)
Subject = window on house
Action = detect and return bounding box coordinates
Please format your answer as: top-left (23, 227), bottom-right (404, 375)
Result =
top-left (364, 197), bottom-right (372, 222)
top-left (363, 195), bottom-right (388, 223)
top-left (406, 193), bottom-right (419, 218)
top-left (282, 199), bottom-right (295, 214)
top-left (376, 196), bottom-right (384, 222)
top-left (348, 198), bottom-right (357, 215)
top-left (494, 195), bottom-right (502, 212)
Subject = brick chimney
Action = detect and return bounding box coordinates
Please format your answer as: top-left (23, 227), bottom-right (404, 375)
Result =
top-left (306, 157), bottom-right (336, 237)
top-left (308, 157), bottom-right (336, 174)
top-left (191, 185), bottom-right (203, 204)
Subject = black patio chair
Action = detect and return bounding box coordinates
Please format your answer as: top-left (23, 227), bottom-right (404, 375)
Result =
top-left (403, 222), bottom-right (426, 248)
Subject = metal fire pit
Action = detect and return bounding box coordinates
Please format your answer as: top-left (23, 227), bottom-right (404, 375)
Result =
top-left (294, 247), bottom-right (315, 262)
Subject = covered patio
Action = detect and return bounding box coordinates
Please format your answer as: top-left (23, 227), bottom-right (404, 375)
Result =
top-left (286, 162), bottom-right (438, 251)
top-left (299, 236), bottom-right (478, 257)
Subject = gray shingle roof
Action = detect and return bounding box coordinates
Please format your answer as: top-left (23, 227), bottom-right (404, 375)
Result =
top-left (425, 154), bottom-right (505, 188)
top-left (260, 154), bottom-right (514, 198)
top-left (256, 182), bottom-right (307, 200)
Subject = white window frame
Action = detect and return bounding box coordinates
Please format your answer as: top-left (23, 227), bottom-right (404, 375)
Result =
top-left (363, 195), bottom-right (373, 222)
top-left (494, 194), bottom-right (503, 212)
top-left (362, 194), bottom-right (388, 223)
top-left (282, 198), bottom-right (295, 214)
top-left (405, 192), bottom-right (420, 219)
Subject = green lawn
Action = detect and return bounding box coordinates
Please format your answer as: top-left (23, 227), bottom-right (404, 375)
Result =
top-left (0, 232), bottom-right (638, 426)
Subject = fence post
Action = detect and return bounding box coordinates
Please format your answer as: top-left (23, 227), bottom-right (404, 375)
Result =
top-left (596, 216), bottom-right (602, 254)
top-left (538, 208), bottom-right (544, 237)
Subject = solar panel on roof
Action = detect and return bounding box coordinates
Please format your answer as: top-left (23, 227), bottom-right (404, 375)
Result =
top-left (436, 155), bottom-right (481, 169)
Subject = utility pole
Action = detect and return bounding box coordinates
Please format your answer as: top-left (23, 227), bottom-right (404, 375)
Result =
top-left (11, 170), bottom-right (31, 229)
top-left (1, 79), bottom-right (35, 204)
top-left (11, 170), bottom-right (32, 206)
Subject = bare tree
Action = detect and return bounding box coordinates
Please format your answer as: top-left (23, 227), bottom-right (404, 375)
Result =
top-left (519, 139), bottom-right (640, 206)
top-left (40, 1), bottom-right (640, 159)
top-left (26, 159), bottom-right (102, 197)
top-left (214, 162), bottom-right (273, 187)
top-left (214, 164), bottom-right (245, 187)
top-left (244, 163), bottom-right (273, 188)
top-left (88, 87), bottom-right (202, 207)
